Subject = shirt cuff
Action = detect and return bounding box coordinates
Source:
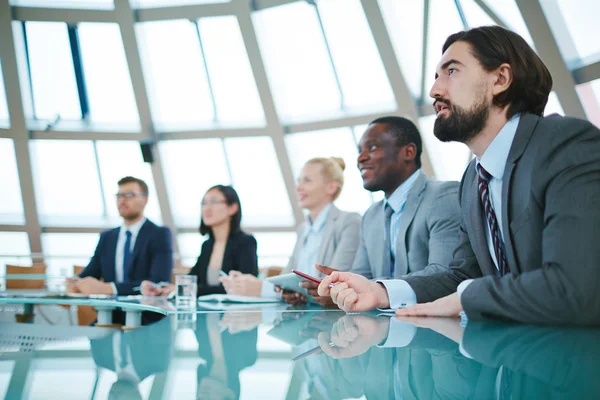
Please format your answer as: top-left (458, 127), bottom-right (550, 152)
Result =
top-left (376, 279), bottom-right (417, 310)
top-left (377, 317), bottom-right (417, 348)
top-left (260, 281), bottom-right (278, 299)
top-left (110, 283), bottom-right (117, 295)
top-left (457, 279), bottom-right (474, 299)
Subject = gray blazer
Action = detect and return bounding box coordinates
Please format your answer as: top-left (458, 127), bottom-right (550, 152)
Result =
top-left (351, 172), bottom-right (460, 279)
top-left (284, 205), bottom-right (361, 274)
top-left (403, 113), bottom-right (600, 325)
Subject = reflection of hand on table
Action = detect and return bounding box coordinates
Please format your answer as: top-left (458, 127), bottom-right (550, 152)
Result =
top-left (219, 311), bottom-right (262, 334)
top-left (317, 314), bottom-right (390, 359)
top-left (395, 316), bottom-right (464, 344)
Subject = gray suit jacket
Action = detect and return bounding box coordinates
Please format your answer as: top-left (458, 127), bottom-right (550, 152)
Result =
top-left (284, 205), bottom-right (361, 274)
top-left (351, 172), bottom-right (460, 279)
top-left (403, 113), bottom-right (600, 325)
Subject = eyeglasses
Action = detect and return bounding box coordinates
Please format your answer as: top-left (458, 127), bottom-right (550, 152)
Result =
top-left (201, 199), bottom-right (227, 207)
top-left (116, 192), bottom-right (147, 199)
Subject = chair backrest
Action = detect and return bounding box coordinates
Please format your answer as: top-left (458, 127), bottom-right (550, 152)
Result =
top-left (73, 265), bottom-right (85, 276)
top-left (260, 266), bottom-right (284, 278)
top-left (6, 264), bottom-right (47, 290)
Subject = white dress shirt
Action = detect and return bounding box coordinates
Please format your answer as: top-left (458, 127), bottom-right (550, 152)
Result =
top-left (379, 116), bottom-right (521, 309)
top-left (111, 218), bottom-right (146, 295)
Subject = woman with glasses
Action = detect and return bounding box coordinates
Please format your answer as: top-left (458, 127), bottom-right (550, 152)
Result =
top-left (141, 185), bottom-right (258, 297)
top-left (221, 157), bottom-right (361, 307)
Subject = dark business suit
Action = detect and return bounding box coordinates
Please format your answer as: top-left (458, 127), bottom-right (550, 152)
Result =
top-left (80, 219), bottom-right (173, 295)
top-left (403, 113), bottom-right (600, 325)
top-left (190, 230), bottom-right (258, 297)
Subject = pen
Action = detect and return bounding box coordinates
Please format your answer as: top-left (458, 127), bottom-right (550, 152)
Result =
top-left (219, 270), bottom-right (229, 278)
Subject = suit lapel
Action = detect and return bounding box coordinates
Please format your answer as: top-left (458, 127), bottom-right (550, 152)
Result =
top-left (317, 205), bottom-right (339, 263)
top-left (129, 220), bottom-right (152, 277)
top-left (501, 114), bottom-right (539, 275)
top-left (394, 173), bottom-right (427, 276)
top-left (465, 161), bottom-right (496, 275)
top-left (105, 228), bottom-right (119, 282)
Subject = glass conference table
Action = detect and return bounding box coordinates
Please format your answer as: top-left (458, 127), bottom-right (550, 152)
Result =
top-left (0, 289), bottom-right (599, 399)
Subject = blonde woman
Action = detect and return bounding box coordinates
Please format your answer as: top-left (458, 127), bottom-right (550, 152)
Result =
top-left (221, 157), bottom-right (361, 307)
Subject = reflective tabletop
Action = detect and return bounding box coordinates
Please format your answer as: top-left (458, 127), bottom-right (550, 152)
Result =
top-left (1, 304), bottom-right (599, 399)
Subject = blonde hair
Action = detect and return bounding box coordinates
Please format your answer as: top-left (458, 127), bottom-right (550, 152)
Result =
top-left (305, 157), bottom-right (346, 200)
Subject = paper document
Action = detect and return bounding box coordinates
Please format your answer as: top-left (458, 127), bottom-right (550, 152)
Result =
top-left (197, 294), bottom-right (281, 304)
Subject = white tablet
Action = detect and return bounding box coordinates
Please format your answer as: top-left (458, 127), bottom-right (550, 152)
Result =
top-left (266, 273), bottom-right (308, 297)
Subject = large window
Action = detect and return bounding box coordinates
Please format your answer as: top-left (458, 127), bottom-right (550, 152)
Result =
top-left (41, 233), bottom-right (99, 275)
top-left (0, 59), bottom-right (9, 128)
top-left (0, 139), bottom-right (25, 225)
top-left (0, 232), bottom-right (31, 272)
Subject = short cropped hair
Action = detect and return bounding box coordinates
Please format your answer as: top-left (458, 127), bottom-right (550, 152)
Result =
top-left (370, 116), bottom-right (423, 168)
top-left (118, 176), bottom-right (149, 196)
top-left (443, 25), bottom-right (552, 119)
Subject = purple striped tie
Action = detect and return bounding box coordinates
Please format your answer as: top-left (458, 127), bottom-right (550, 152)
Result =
top-left (477, 164), bottom-right (510, 276)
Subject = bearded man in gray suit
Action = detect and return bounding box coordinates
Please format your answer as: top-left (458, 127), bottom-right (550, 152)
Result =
top-left (319, 26), bottom-right (600, 326)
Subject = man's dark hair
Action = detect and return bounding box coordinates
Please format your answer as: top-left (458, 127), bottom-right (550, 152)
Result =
top-left (118, 176), bottom-right (149, 196)
top-left (200, 185), bottom-right (243, 237)
top-left (443, 25), bottom-right (552, 119)
top-left (370, 116), bottom-right (422, 168)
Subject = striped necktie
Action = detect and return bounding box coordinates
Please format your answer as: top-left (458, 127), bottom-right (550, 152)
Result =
top-left (477, 164), bottom-right (510, 276)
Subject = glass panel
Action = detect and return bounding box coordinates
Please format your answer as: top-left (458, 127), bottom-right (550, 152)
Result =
top-left (0, 139), bottom-right (25, 225)
top-left (252, 2), bottom-right (341, 122)
top-left (424, 0), bottom-right (465, 103)
top-left (95, 141), bottom-right (162, 225)
top-left (224, 137), bottom-right (294, 227)
top-left (198, 16), bottom-right (265, 126)
top-left (419, 115), bottom-right (471, 182)
top-left (0, 232), bottom-right (31, 273)
top-left (30, 140), bottom-right (104, 226)
top-left (576, 78), bottom-right (600, 128)
top-left (254, 232), bottom-right (297, 269)
top-left (136, 20), bottom-right (214, 130)
top-left (159, 139), bottom-right (230, 227)
top-left (316, 0), bottom-right (396, 113)
top-left (9, 0), bottom-right (113, 9)
top-left (0, 59), bottom-right (9, 128)
top-left (41, 233), bottom-right (99, 275)
top-left (482, 0), bottom-right (535, 46)
top-left (544, 91), bottom-right (565, 116)
top-left (78, 23), bottom-right (139, 128)
top-left (177, 233), bottom-right (207, 268)
top-left (542, 0), bottom-right (600, 62)
top-left (285, 128), bottom-right (373, 214)
top-left (378, 0), bottom-right (424, 99)
top-left (459, 0), bottom-right (497, 27)
top-left (25, 22), bottom-right (81, 122)
top-left (132, 0), bottom-right (228, 8)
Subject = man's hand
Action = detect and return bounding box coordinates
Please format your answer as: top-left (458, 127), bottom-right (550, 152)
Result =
top-left (317, 314), bottom-right (390, 359)
top-left (318, 272), bottom-right (390, 312)
top-left (395, 292), bottom-right (463, 317)
top-left (299, 280), bottom-right (337, 308)
top-left (276, 286), bottom-right (307, 305)
top-left (76, 277), bottom-right (114, 295)
top-left (219, 270), bottom-right (263, 297)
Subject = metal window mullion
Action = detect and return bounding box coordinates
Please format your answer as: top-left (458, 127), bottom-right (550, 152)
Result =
top-left (308, 0), bottom-right (345, 111)
top-left (474, 0), bottom-right (508, 28)
top-left (67, 24), bottom-right (89, 120)
top-left (192, 19), bottom-right (219, 123)
top-left (220, 138), bottom-right (235, 185)
top-left (454, 0), bottom-right (470, 30)
top-left (92, 141), bottom-right (108, 220)
top-left (419, 0), bottom-right (430, 107)
top-left (20, 22), bottom-right (37, 121)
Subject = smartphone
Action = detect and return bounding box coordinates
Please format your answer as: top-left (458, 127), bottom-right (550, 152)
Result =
top-left (292, 270), bottom-right (321, 284)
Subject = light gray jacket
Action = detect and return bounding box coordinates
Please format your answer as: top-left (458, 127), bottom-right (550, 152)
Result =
top-left (352, 172), bottom-right (460, 279)
top-left (284, 205), bottom-right (361, 274)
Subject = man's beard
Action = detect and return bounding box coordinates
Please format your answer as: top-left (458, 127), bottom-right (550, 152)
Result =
top-left (433, 98), bottom-right (489, 144)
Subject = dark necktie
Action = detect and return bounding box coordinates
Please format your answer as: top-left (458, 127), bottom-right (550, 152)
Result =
top-left (123, 230), bottom-right (132, 282)
top-left (384, 204), bottom-right (395, 278)
top-left (477, 164), bottom-right (510, 276)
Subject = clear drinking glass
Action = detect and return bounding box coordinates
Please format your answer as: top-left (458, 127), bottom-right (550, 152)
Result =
top-left (175, 275), bottom-right (197, 310)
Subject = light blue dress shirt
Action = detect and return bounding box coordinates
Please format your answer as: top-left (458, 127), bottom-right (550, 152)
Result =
top-left (384, 169), bottom-right (421, 264)
top-left (380, 116), bottom-right (521, 309)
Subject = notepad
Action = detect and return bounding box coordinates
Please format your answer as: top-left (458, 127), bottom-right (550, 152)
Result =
top-left (197, 294), bottom-right (282, 304)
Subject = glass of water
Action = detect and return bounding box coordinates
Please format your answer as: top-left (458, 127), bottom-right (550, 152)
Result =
top-left (175, 275), bottom-right (197, 310)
